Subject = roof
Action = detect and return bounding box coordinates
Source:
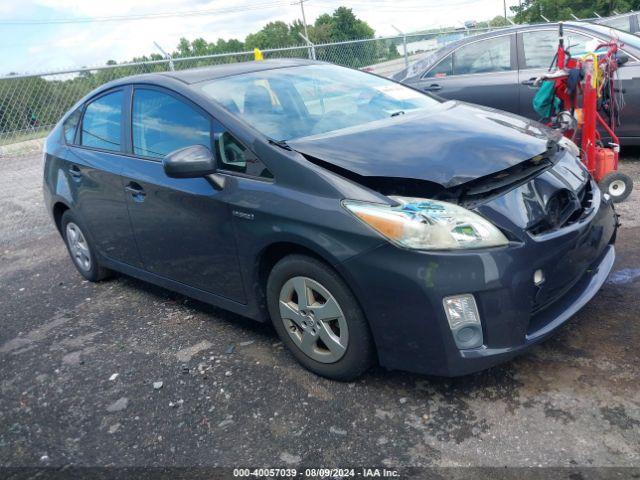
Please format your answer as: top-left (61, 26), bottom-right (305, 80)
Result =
top-left (594, 10), bottom-right (637, 21)
top-left (394, 21), bottom-right (619, 81)
top-left (74, 58), bottom-right (329, 109)
top-left (436, 21), bottom-right (593, 52)
top-left (156, 58), bottom-right (323, 84)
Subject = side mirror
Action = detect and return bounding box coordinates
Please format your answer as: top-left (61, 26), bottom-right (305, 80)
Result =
top-left (163, 144), bottom-right (217, 178)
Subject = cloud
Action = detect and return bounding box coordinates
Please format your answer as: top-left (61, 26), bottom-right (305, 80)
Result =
top-left (32, 0), bottom-right (213, 17)
top-left (5, 0), bottom-right (519, 74)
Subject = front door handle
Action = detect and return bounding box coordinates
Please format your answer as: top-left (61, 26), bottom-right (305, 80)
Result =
top-left (68, 165), bottom-right (82, 179)
top-left (124, 182), bottom-right (146, 201)
top-left (423, 83), bottom-right (442, 91)
top-left (521, 78), bottom-right (537, 86)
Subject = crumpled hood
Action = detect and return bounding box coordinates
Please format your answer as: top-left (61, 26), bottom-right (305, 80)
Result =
top-left (288, 101), bottom-right (560, 188)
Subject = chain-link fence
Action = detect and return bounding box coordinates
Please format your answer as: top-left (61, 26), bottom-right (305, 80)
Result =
top-left (0, 25), bottom-right (504, 154)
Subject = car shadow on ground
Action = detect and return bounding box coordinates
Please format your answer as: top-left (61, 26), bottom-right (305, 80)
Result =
top-left (110, 267), bottom-right (538, 395)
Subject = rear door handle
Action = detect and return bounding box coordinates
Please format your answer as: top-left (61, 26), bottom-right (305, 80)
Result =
top-left (68, 165), bottom-right (82, 179)
top-left (521, 78), bottom-right (537, 86)
top-left (124, 182), bottom-right (146, 201)
top-left (423, 83), bottom-right (442, 91)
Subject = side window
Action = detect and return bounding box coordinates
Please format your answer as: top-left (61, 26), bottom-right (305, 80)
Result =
top-left (600, 16), bottom-right (631, 32)
top-left (425, 54), bottom-right (453, 78)
top-left (453, 36), bottom-right (511, 75)
top-left (215, 131), bottom-right (273, 179)
top-left (63, 109), bottom-right (81, 144)
top-left (522, 30), bottom-right (594, 69)
top-left (133, 89), bottom-right (211, 159)
top-left (80, 91), bottom-right (123, 151)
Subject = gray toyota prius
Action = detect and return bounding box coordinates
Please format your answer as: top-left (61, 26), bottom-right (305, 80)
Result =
top-left (43, 59), bottom-right (617, 380)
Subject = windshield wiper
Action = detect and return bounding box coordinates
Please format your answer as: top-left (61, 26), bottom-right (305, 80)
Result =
top-left (268, 138), bottom-right (292, 151)
top-left (390, 110), bottom-right (405, 117)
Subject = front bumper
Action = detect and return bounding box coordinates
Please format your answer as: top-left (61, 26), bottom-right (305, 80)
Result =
top-left (340, 187), bottom-right (617, 377)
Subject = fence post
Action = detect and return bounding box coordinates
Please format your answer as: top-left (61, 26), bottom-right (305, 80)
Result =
top-left (392, 26), bottom-right (408, 69)
top-left (153, 41), bottom-right (175, 71)
top-left (298, 32), bottom-right (316, 60)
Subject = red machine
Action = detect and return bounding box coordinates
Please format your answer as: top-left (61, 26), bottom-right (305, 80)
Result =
top-left (539, 22), bottom-right (633, 202)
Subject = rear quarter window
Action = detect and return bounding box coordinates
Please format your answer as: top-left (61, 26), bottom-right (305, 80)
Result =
top-left (63, 109), bottom-right (81, 144)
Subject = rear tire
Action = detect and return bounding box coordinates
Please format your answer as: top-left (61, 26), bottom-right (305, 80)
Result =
top-left (61, 210), bottom-right (111, 282)
top-left (266, 254), bottom-right (375, 381)
top-left (599, 172), bottom-right (633, 203)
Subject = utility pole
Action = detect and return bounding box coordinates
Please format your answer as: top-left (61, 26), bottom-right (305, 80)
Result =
top-left (504, 0), bottom-right (507, 20)
top-left (293, 0), bottom-right (310, 43)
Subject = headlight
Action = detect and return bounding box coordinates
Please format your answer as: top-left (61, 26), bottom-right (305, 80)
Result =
top-left (558, 136), bottom-right (580, 157)
top-left (343, 196), bottom-right (508, 250)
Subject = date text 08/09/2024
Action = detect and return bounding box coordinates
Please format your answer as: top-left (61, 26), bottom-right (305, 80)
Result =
top-left (232, 468), bottom-right (400, 477)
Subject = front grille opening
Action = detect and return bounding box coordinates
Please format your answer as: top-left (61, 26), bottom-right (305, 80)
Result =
top-left (528, 181), bottom-right (594, 235)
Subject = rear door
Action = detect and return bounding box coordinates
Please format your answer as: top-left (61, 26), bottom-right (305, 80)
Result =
top-left (413, 34), bottom-right (520, 113)
top-left (120, 86), bottom-right (246, 302)
top-left (614, 61), bottom-right (640, 143)
top-left (517, 27), bottom-right (640, 143)
top-left (66, 88), bottom-right (141, 267)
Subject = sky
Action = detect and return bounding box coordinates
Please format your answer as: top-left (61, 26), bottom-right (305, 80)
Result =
top-left (0, 0), bottom-right (519, 75)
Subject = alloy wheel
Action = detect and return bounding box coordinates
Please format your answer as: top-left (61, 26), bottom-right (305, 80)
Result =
top-left (278, 276), bottom-right (349, 363)
top-left (66, 222), bottom-right (92, 272)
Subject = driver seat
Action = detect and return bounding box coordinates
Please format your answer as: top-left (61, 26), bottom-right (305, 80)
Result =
top-left (243, 85), bottom-right (274, 115)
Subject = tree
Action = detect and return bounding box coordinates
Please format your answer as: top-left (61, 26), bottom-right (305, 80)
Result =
top-left (488, 15), bottom-right (510, 27)
top-left (309, 7), bottom-right (381, 67)
top-left (329, 6), bottom-right (374, 40)
top-left (511, 0), bottom-right (640, 23)
top-left (1, 5), bottom-right (388, 141)
top-left (245, 21), bottom-right (297, 49)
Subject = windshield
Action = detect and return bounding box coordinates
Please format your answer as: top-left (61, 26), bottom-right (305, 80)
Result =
top-left (200, 64), bottom-right (440, 141)
top-left (586, 23), bottom-right (640, 51)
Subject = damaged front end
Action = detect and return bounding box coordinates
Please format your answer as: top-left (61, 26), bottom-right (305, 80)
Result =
top-left (296, 138), bottom-right (592, 242)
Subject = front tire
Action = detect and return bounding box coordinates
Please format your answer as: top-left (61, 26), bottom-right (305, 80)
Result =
top-left (599, 172), bottom-right (633, 203)
top-left (266, 255), bottom-right (375, 381)
top-left (61, 210), bottom-right (111, 282)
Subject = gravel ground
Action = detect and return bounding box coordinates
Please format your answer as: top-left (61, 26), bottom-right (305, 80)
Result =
top-left (1, 152), bottom-right (639, 473)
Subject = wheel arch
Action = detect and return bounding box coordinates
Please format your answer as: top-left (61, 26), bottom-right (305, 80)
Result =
top-left (253, 239), bottom-right (370, 316)
top-left (255, 241), bottom-right (330, 316)
top-left (52, 201), bottom-right (71, 235)
top-left (255, 240), bottom-right (380, 373)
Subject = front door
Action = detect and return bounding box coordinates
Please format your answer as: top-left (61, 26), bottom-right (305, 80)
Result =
top-left (414, 34), bottom-right (520, 113)
top-left (121, 87), bottom-right (245, 303)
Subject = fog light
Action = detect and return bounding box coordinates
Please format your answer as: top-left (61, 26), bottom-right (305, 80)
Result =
top-left (534, 269), bottom-right (545, 286)
top-left (442, 294), bottom-right (483, 350)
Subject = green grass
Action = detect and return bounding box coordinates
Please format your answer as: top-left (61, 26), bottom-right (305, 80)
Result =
top-left (0, 129), bottom-right (50, 147)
